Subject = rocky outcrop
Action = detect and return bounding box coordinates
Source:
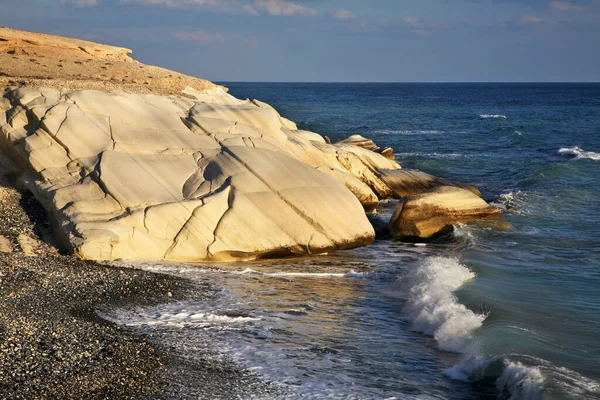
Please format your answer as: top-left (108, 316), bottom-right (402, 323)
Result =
top-left (338, 134), bottom-right (395, 160)
top-left (1, 27), bottom-right (514, 259)
top-left (389, 186), bottom-right (508, 240)
top-left (377, 169), bottom-right (482, 198)
top-left (0, 26), bottom-right (215, 97)
top-left (0, 85), bottom-right (400, 261)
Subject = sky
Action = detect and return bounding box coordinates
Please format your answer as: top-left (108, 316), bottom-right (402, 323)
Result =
top-left (0, 0), bottom-right (599, 82)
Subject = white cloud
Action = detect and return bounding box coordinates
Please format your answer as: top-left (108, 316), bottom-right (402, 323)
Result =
top-left (411, 29), bottom-right (433, 37)
top-left (252, 0), bottom-right (316, 16)
top-left (60, 0), bottom-right (98, 6)
top-left (173, 30), bottom-right (258, 47)
top-left (402, 17), bottom-right (439, 36)
top-left (551, 1), bottom-right (586, 11)
top-left (518, 15), bottom-right (556, 25)
top-left (120, 0), bottom-right (316, 17)
top-left (331, 9), bottom-right (357, 20)
top-left (402, 17), bottom-right (426, 28)
top-left (120, 0), bottom-right (235, 11)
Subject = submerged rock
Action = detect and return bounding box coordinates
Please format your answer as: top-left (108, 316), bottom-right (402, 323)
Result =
top-left (377, 169), bottom-right (481, 198)
top-left (389, 186), bottom-right (508, 240)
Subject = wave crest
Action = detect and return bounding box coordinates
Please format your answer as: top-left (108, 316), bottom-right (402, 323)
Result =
top-left (492, 190), bottom-right (533, 215)
top-left (496, 361), bottom-right (544, 400)
top-left (398, 257), bottom-right (486, 352)
top-left (445, 356), bottom-right (544, 400)
top-left (480, 114), bottom-right (507, 119)
top-left (557, 146), bottom-right (600, 161)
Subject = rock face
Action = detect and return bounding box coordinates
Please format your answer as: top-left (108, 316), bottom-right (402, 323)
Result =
top-left (338, 134), bottom-right (395, 160)
top-left (389, 186), bottom-right (507, 240)
top-left (377, 169), bottom-right (482, 198)
top-left (0, 26), bottom-right (215, 97)
top-left (0, 85), bottom-right (400, 261)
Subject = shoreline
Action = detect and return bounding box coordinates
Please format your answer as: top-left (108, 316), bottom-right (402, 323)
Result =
top-left (0, 184), bottom-right (273, 398)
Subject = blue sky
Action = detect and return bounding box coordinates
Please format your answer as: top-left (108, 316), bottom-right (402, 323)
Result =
top-left (1, 0), bottom-right (599, 81)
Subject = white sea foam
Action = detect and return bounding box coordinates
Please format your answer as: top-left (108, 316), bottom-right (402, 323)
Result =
top-left (398, 257), bottom-right (486, 352)
top-left (99, 303), bottom-right (260, 328)
top-left (371, 129), bottom-right (444, 135)
top-left (492, 190), bottom-right (532, 215)
top-left (480, 114), bottom-right (507, 119)
top-left (445, 356), bottom-right (544, 400)
top-left (446, 353), bottom-right (600, 399)
top-left (112, 262), bottom-right (369, 279)
top-left (557, 146), bottom-right (600, 161)
top-left (452, 224), bottom-right (478, 244)
top-left (443, 355), bottom-right (490, 382)
top-left (496, 361), bottom-right (544, 400)
top-left (552, 366), bottom-right (600, 397)
top-left (262, 270), bottom-right (368, 278)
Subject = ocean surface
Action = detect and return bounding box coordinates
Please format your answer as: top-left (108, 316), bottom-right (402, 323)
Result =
top-left (103, 83), bottom-right (600, 399)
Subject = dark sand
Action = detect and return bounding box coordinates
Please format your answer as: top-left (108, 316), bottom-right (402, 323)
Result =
top-left (0, 185), bottom-right (275, 399)
top-left (0, 27), bottom-right (278, 399)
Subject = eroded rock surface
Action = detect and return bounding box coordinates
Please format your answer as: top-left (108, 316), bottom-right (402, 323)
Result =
top-left (0, 86), bottom-right (400, 261)
top-left (338, 134), bottom-right (395, 160)
top-left (389, 186), bottom-right (508, 240)
top-left (0, 26), bottom-right (215, 97)
top-left (377, 169), bottom-right (482, 198)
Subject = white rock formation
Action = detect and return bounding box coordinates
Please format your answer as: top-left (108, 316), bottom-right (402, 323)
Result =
top-left (377, 169), bottom-right (482, 198)
top-left (0, 86), bottom-right (400, 261)
top-left (389, 186), bottom-right (509, 240)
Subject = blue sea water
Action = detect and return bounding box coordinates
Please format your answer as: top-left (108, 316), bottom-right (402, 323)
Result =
top-left (105, 83), bottom-right (600, 399)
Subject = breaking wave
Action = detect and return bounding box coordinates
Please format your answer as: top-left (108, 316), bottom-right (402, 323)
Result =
top-left (557, 146), bottom-right (600, 161)
top-left (492, 190), bottom-right (533, 215)
top-left (445, 356), bottom-right (544, 400)
top-left (480, 114), bottom-right (507, 119)
top-left (446, 353), bottom-right (600, 400)
top-left (496, 361), bottom-right (545, 400)
top-left (397, 256), bottom-right (486, 353)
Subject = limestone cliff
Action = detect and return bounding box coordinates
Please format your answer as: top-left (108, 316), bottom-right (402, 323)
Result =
top-left (0, 28), bottom-right (401, 261)
top-left (0, 26), bottom-right (215, 96)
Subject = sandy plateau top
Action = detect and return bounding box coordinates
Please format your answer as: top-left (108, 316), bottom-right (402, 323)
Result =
top-left (0, 26), bottom-right (217, 96)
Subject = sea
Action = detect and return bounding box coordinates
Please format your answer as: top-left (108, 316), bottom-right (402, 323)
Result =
top-left (101, 83), bottom-right (600, 399)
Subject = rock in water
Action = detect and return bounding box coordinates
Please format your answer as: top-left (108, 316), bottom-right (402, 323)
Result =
top-left (377, 169), bottom-right (482, 198)
top-left (0, 27), bottom-right (405, 262)
top-left (389, 186), bottom-right (508, 240)
top-left (0, 87), bottom-right (390, 261)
